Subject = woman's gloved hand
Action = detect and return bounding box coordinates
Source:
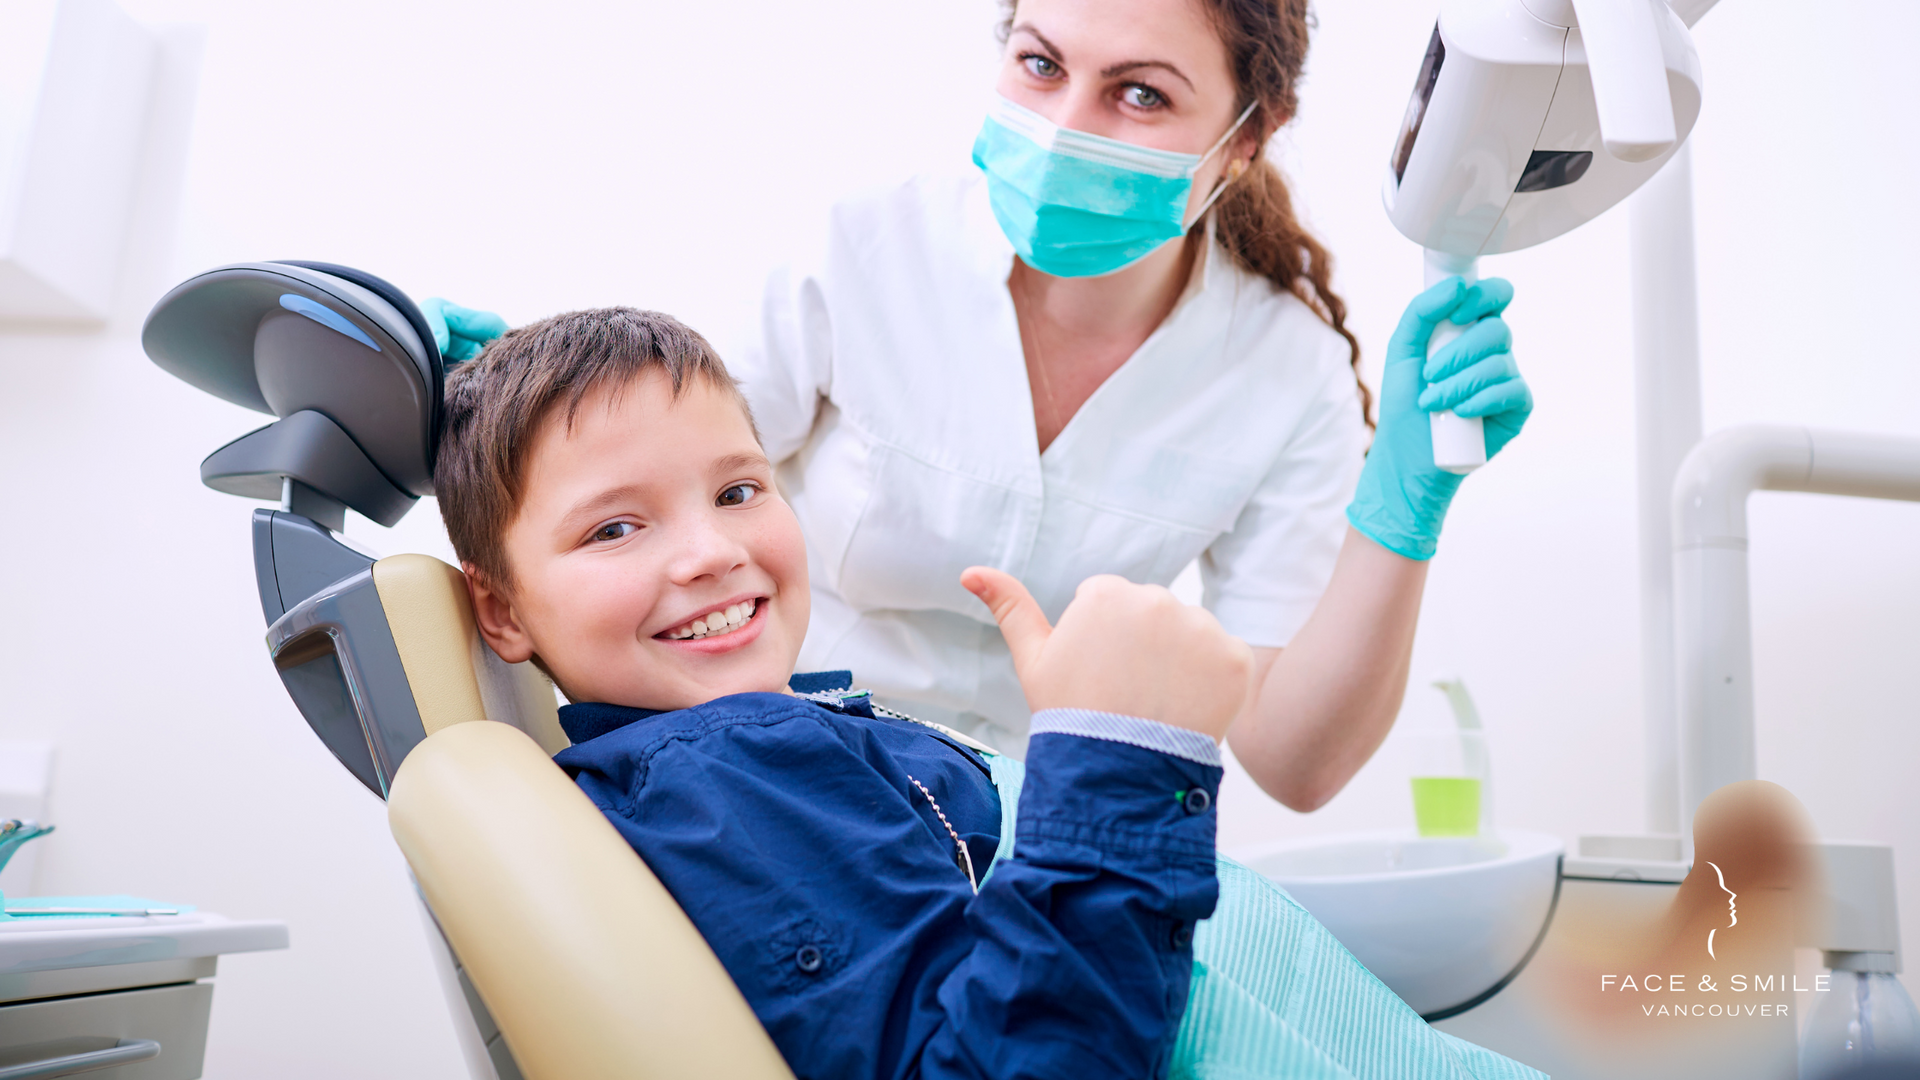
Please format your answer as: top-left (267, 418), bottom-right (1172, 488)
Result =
top-left (1346, 277), bottom-right (1532, 561)
top-left (420, 297), bottom-right (508, 364)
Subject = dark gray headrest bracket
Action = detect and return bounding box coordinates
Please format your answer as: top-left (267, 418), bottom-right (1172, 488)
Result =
top-left (282, 482), bottom-right (348, 535)
top-left (266, 564), bottom-right (426, 798)
top-left (200, 409), bottom-right (417, 530)
top-left (252, 508), bottom-right (374, 625)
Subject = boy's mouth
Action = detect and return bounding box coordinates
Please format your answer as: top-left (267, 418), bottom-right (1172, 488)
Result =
top-left (657, 597), bottom-right (762, 641)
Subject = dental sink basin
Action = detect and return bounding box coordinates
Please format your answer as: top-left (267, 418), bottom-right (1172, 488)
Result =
top-left (1238, 830), bottom-right (1564, 1017)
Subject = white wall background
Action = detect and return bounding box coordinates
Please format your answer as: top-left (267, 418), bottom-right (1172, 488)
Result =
top-left (0, 0), bottom-right (1913, 1074)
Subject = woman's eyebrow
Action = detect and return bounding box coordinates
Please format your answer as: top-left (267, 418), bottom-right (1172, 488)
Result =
top-left (1008, 23), bottom-right (1063, 59)
top-left (1101, 59), bottom-right (1195, 92)
top-left (1008, 23), bottom-right (1195, 93)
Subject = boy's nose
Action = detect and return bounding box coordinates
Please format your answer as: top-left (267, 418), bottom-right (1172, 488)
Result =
top-left (664, 517), bottom-right (751, 584)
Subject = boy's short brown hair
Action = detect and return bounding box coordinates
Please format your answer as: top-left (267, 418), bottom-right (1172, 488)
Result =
top-left (436, 307), bottom-right (748, 590)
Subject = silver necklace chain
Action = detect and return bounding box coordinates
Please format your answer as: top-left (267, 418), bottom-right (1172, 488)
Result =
top-left (905, 773), bottom-right (978, 893)
top-left (808, 693), bottom-right (982, 894)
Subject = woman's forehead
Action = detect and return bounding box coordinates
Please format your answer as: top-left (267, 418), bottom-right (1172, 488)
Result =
top-left (1009, 0), bottom-right (1234, 86)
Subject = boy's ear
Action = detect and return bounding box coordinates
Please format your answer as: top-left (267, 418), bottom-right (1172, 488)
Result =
top-left (465, 565), bottom-right (536, 664)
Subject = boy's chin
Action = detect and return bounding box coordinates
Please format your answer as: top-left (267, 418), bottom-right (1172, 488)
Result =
top-left (607, 666), bottom-right (797, 713)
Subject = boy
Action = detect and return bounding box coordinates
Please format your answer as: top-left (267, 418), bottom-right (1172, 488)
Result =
top-left (436, 308), bottom-right (1538, 1080)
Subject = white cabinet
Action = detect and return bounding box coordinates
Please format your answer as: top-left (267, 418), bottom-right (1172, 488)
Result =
top-left (0, 982), bottom-right (212, 1079)
top-left (0, 0), bottom-right (156, 324)
top-left (0, 911), bottom-right (289, 1079)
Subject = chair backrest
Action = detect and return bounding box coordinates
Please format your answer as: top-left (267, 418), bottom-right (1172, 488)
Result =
top-left (391, 721), bottom-right (794, 1080)
top-left (371, 553), bottom-right (567, 755)
top-left (373, 554), bottom-right (794, 1080)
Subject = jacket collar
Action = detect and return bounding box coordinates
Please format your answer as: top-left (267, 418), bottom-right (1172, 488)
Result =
top-left (556, 670), bottom-right (857, 744)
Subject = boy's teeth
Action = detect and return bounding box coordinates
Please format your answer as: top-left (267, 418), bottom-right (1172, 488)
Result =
top-left (670, 599), bottom-right (758, 640)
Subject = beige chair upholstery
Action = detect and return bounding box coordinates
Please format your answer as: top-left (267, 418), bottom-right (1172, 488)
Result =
top-left (373, 553), bottom-right (795, 1080)
top-left (373, 554), bottom-right (569, 754)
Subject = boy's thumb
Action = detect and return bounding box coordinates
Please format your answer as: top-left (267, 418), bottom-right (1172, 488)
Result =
top-left (960, 567), bottom-right (1051, 673)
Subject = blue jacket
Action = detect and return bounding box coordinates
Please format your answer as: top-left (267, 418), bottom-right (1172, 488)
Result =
top-left (553, 678), bottom-right (1224, 1080)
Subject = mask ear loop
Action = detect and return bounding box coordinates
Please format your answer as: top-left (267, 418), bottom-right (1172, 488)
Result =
top-left (1183, 100), bottom-right (1261, 229)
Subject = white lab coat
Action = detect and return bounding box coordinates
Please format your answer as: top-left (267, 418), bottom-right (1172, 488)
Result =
top-left (735, 174), bottom-right (1368, 753)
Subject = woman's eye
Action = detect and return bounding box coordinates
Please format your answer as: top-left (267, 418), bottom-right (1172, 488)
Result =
top-left (717, 483), bottom-right (760, 508)
top-left (1121, 84), bottom-right (1165, 109)
top-left (591, 521), bottom-right (637, 543)
top-left (1022, 53), bottom-right (1061, 80)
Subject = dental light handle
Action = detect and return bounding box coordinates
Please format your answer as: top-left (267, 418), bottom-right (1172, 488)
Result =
top-left (1424, 250), bottom-right (1486, 475)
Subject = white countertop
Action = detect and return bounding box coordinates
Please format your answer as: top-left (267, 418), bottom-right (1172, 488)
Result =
top-left (0, 912), bottom-right (288, 975)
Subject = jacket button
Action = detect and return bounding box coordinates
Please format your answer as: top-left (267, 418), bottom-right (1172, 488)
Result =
top-left (1183, 788), bottom-right (1212, 815)
top-left (794, 945), bottom-right (824, 974)
top-left (1171, 923), bottom-right (1194, 950)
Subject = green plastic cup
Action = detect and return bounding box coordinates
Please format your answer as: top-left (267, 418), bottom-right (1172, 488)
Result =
top-left (1411, 776), bottom-right (1481, 837)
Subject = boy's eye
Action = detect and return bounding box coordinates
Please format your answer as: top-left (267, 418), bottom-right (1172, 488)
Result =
top-left (717, 482), bottom-right (760, 508)
top-left (1121, 84), bottom-right (1165, 109)
top-left (1021, 53), bottom-right (1061, 80)
top-left (591, 521), bottom-right (637, 543)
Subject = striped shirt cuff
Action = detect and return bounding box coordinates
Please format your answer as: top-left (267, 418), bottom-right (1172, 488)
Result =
top-left (1029, 709), bottom-right (1222, 768)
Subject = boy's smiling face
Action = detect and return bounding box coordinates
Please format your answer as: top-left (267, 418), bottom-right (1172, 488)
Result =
top-left (468, 370), bottom-right (809, 711)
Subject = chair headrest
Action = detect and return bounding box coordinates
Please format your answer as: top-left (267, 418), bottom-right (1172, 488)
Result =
top-left (143, 261), bottom-right (444, 506)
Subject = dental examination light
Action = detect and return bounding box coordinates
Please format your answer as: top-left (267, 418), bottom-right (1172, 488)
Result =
top-left (1383, 0), bottom-right (1711, 472)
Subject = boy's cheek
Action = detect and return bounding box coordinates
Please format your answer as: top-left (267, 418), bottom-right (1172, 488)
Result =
top-left (771, 533), bottom-right (812, 658)
top-left (525, 577), bottom-right (659, 701)
top-left (764, 503), bottom-right (810, 595)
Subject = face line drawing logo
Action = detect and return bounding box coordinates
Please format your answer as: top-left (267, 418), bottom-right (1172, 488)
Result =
top-left (1706, 860), bottom-right (1737, 960)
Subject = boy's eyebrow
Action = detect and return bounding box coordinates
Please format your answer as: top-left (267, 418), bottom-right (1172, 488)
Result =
top-left (556, 484), bottom-right (647, 535)
top-left (554, 453), bottom-right (770, 536)
top-left (713, 451), bottom-right (773, 476)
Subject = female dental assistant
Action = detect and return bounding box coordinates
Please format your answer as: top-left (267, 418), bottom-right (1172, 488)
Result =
top-left (429, 0), bottom-right (1531, 812)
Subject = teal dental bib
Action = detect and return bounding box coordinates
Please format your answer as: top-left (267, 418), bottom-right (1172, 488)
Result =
top-left (980, 753), bottom-right (1541, 1079)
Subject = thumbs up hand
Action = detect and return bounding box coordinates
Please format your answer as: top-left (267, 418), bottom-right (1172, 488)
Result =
top-left (960, 568), bottom-right (1253, 744)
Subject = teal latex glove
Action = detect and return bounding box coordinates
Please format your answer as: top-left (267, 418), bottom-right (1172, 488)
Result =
top-left (1346, 277), bottom-right (1532, 561)
top-left (420, 297), bottom-right (509, 364)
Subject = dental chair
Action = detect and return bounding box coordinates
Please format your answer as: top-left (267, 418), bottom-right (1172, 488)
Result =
top-left (142, 263), bottom-right (795, 1080)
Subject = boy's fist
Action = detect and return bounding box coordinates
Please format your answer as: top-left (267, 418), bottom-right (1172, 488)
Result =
top-left (961, 567), bottom-right (1253, 744)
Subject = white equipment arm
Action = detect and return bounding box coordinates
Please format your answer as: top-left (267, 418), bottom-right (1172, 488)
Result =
top-left (1671, 426), bottom-right (1920, 844)
top-left (1569, 0), bottom-right (1676, 161)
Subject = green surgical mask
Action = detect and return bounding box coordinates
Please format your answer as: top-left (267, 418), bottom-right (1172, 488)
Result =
top-left (971, 94), bottom-right (1255, 278)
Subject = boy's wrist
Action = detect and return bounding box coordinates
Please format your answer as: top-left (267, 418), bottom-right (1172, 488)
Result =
top-left (1029, 708), bottom-right (1221, 767)
top-left (1018, 716), bottom-right (1224, 865)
